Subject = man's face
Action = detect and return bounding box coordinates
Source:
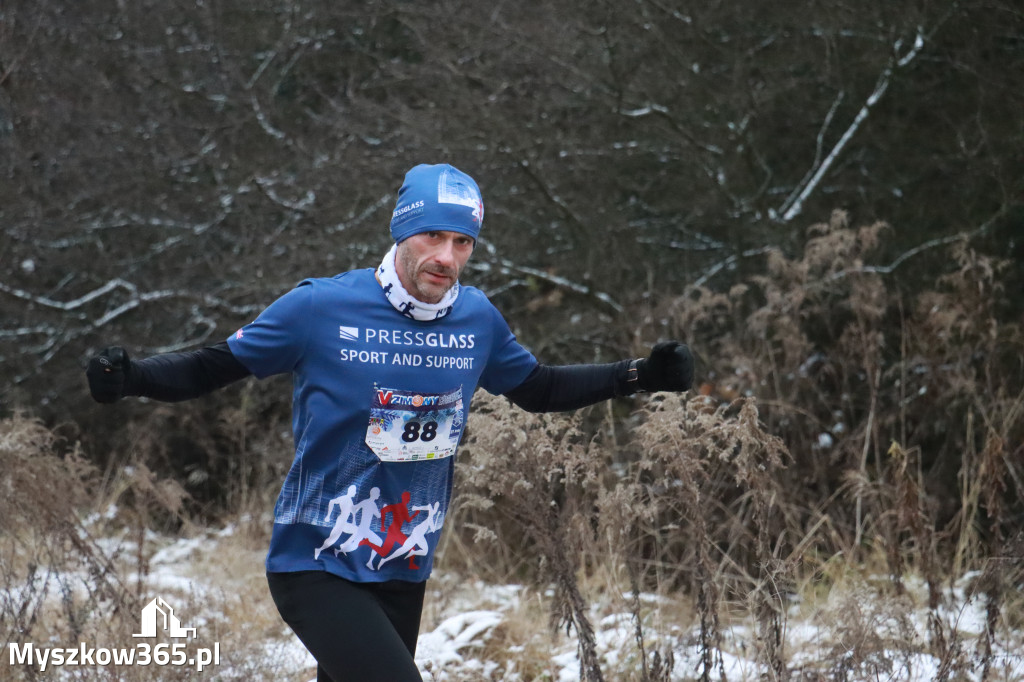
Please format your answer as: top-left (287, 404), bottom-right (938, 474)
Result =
top-left (395, 230), bottom-right (475, 304)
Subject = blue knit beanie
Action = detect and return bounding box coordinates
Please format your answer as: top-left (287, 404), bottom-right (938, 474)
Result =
top-left (390, 164), bottom-right (484, 243)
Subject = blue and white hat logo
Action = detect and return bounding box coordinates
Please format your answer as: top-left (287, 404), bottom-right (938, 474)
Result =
top-left (390, 164), bottom-right (484, 243)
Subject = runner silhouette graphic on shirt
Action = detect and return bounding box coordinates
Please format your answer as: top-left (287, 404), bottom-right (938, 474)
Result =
top-left (376, 501), bottom-right (440, 570)
top-left (314, 485), bottom-right (357, 560)
top-left (360, 491), bottom-right (418, 570)
top-left (334, 487), bottom-right (383, 556)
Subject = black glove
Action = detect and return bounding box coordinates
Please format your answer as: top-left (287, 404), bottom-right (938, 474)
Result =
top-left (87, 346), bottom-right (132, 403)
top-left (636, 341), bottom-right (694, 392)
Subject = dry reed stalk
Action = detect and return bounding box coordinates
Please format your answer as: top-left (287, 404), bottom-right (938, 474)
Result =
top-left (632, 393), bottom-right (794, 680)
top-left (0, 415), bottom-right (135, 645)
top-left (457, 392), bottom-right (607, 681)
top-left (633, 394), bottom-right (725, 682)
top-left (885, 439), bottom-right (973, 680)
top-left (732, 399), bottom-right (789, 680)
top-left (976, 429), bottom-right (1009, 681)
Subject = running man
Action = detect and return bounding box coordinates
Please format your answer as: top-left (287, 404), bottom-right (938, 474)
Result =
top-left (87, 163), bottom-right (695, 681)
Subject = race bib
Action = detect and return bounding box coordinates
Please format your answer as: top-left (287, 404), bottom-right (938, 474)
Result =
top-left (365, 386), bottom-right (465, 462)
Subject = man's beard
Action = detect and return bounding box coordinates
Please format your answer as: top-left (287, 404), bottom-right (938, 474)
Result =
top-left (399, 251), bottom-right (457, 303)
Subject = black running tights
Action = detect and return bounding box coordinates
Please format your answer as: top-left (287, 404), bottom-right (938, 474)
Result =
top-left (267, 571), bottom-right (426, 682)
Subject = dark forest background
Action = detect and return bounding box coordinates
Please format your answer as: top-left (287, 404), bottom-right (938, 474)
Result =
top-left (2, 2), bottom-right (1024, 678)
top-left (1, 0), bottom-right (1022, 536)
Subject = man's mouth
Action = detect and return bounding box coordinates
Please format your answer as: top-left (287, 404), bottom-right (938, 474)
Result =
top-left (423, 270), bottom-right (452, 284)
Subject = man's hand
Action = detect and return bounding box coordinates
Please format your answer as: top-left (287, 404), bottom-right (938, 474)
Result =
top-left (637, 341), bottom-right (694, 392)
top-left (87, 346), bottom-right (132, 403)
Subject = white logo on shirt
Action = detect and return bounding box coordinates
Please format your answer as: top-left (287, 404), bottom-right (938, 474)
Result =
top-left (339, 326), bottom-right (360, 341)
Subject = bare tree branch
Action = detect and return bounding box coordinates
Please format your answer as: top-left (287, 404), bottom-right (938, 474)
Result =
top-left (0, 278), bottom-right (133, 312)
top-left (780, 90), bottom-right (845, 212)
top-left (0, 325), bottom-right (55, 339)
top-left (777, 30), bottom-right (926, 222)
top-left (693, 246), bottom-right (777, 287)
top-left (470, 258), bottom-right (623, 313)
top-left (251, 93), bottom-right (287, 141)
top-left (254, 175), bottom-right (316, 213)
top-left (325, 194), bottom-right (393, 234)
top-left (619, 103), bottom-right (725, 156)
top-left (2, 277), bottom-right (263, 383)
top-left (518, 159), bottom-right (588, 233)
top-left (823, 204), bottom-right (1012, 283)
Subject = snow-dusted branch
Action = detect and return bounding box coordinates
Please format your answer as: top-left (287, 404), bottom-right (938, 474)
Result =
top-left (687, 204), bottom-right (1006, 293)
top-left (326, 194), bottom-right (393, 233)
top-left (246, 29), bottom-right (337, 90)
top-left (518, 159), bottom-right (588, 230)
top-left (619, 102), bottom-right (724, 156)
top-left (693, 246), bottom-right (777, 287)
top-left (0, 278), bottom-right (135, 311)
top-left (148, 310), bottom-right (219, 354)
top-left (254, 175), bottom-right (316, 213)
top-left (777, 30), bottom-right (926, 222)
top-left (782, 90), bottom-right (845, 215)
top-left (251, 94), bottom-right (286, 140)
top-left (88, 289), bottom-right (177, 329)
top-left (0, 325), bottom-right (55, 339)
top-left (470, 260), bottom-right (623, 313)
top-left (635, 235), bottom-right (724, 252)
top-left (1, 277), bottom-right (263, 382)
top-left (823, 234), bottom-right (964, 283)
top-left (0, 277), bottom-right (260, 323)
top-left (823, 205), bottom-right (1010, 284)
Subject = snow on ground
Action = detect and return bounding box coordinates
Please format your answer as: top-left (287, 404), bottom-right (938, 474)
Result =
top-left (10, 521), bottom-right (1024, 681)
top-left (417, 572), bottom-right (1022, 681)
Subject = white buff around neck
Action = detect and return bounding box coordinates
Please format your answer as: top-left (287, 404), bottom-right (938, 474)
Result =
top-left (376, 244), bottom-right (460, 321)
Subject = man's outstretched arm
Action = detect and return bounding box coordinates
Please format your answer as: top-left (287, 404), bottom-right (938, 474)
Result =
top-left (504, 341), bottom-right (694, 413)
top-left (86, 341), bottom-right (252, 403)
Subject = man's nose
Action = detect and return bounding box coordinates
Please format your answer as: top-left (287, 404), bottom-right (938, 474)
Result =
top-left (432, 239), bottom-right (456, 266)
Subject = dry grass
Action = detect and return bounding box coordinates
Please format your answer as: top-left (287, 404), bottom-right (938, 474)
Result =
top-left (0, 413), bottom-right (308, 681)
top-left (444, 212), bottom-right (1023, 680)
top-left (2, 395), bottom-right (1022, 680)
top-left (2, 212), bottom-right (1022, 680)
